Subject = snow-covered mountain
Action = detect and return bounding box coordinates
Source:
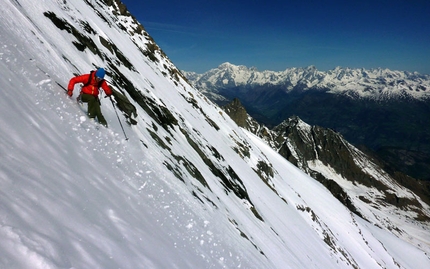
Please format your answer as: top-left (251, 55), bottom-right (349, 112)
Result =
top-left (223, 99), bottom-right (430, 240)
top-left (1, 1), bottom-right (430, 269)
top-left (185, 62), bottom-right (430, 100)
top-left (184, 63), bottom-right (430, 181)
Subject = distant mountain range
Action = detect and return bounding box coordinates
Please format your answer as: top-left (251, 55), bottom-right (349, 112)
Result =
top-left (184, 63), bottom-right (430, 180)
top-left (185, 62), bottom-right (430, 100)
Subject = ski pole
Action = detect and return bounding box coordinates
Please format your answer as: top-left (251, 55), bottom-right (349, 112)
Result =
top-left (108, 96), bottom-right (129, 141)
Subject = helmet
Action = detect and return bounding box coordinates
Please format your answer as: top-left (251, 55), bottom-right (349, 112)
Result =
top-left (95, 68), bottom-right (105, 79)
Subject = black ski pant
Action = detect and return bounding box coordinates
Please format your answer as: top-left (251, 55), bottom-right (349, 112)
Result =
top-left (81, 94), bottom-right (108, 127)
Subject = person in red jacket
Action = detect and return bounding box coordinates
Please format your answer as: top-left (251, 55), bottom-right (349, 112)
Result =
top-left (67, 68), bottom-right (112, 127)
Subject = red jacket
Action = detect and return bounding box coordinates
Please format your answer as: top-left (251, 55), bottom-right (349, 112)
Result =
top-left (67, 72), bottom-right (112, 97)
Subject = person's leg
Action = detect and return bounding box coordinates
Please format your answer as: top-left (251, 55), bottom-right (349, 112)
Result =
top-left (95, 107), bottom-right (108, 127)
top-left (81, 94), bottom-right (108, 127)
top-left (81, 94), bottom-right (97, 119)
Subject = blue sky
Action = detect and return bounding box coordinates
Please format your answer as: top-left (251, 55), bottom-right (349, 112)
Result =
top-left (120, 0), bottom-right (430, 74)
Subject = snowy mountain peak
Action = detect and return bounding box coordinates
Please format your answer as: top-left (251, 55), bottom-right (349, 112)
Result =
top-left (185, 62), bottom-right (430, 99)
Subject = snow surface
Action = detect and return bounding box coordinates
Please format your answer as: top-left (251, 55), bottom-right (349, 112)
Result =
top-left (0, 0), bottom-right (429, 268)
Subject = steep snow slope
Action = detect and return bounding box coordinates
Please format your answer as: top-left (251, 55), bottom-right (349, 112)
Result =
top-left (0, 1), bottom-right (429, 268)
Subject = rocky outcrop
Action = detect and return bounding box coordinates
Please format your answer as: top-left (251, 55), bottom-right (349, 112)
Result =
top-left (223, 99), bottom-right (430, 223)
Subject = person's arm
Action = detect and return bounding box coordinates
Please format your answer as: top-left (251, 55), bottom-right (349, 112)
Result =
top-left (100, 80), bottom-right (112, 96)
top-left (67, 74), bottom-right (90, 96)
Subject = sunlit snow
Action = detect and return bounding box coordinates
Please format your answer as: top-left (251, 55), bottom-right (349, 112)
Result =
top-left (0, 1), bottom-right (429, 268)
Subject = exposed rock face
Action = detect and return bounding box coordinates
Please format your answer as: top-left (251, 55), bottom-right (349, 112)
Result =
top-left (223, 98), bottom-right (248, 128)
top-left (223, 99), bottom-right (430, 223)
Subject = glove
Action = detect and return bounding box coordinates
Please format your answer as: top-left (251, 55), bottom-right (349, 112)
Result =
top-left (67, 90), bottom-right (73, 97)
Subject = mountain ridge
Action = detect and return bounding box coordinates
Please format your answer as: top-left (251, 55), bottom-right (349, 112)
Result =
top-left (184, 63), bottom-right (430, 181)
top-left (223, 98), bottom-right (430, 208)
top-left (184, 62), bottom-right (430, 100)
